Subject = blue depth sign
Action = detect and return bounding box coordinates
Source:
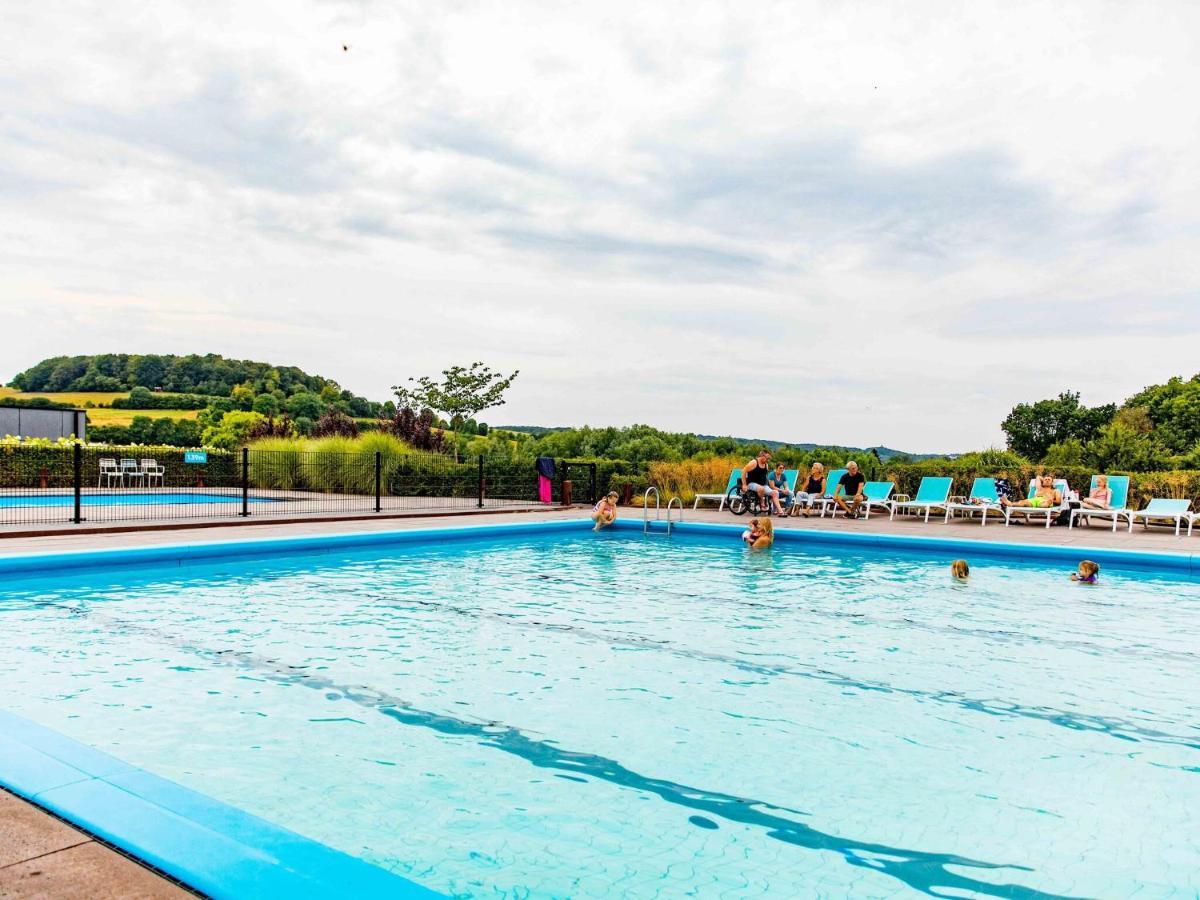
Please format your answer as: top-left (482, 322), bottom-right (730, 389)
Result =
top-left (184, 451), bottom-right (208, 464)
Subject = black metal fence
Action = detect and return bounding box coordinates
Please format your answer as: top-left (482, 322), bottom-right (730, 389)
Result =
top-left (0, 446), bottom-right (597, 528)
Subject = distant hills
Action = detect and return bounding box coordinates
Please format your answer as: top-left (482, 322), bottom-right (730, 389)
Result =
top-left (497, 426), bottom-right (949, 461)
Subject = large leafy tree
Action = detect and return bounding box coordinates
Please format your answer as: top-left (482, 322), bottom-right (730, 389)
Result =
top-left (1123, 375), bottom-right (1200, 453)
top-left (392, 362), bottom-right (520, 430)
top-left (1000, 391), bottom-right (1116, 461)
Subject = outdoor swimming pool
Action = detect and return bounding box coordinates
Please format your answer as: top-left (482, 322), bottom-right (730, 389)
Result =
top-left (0, 491), bottom-right (275, 508)
top-left (1, 522), bottom-right (1197, 897)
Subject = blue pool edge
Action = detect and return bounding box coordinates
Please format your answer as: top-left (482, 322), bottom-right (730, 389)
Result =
top-left (0, 709), bottom-right (442, 899)
top-left (0, 515), bottom-right (1193, 577)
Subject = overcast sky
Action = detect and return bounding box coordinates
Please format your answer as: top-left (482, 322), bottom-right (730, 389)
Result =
top-left (3, 1), bottom-right (1198, 451)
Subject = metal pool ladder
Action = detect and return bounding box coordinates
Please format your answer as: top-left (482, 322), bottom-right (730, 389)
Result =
top-left (643, 487), bottom-right (684, 535)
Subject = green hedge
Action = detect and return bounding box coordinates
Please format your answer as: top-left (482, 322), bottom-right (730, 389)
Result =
top-left (0, 444), bottom-right (236, 489)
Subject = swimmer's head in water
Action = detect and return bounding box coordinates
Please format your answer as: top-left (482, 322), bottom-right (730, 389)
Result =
top-left (951, 559), bottom-right (969, 579)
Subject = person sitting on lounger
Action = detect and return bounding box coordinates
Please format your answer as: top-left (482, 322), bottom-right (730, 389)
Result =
top-left (768, 463), bottom-right (793, 511)
top-left (791, 463), bottom-right (826, 517)
top-left (1079, 475), bottom-right (1112, 510)
top-left (740, 450), bottom-right (784, 516)
top-left (833, 461), bottom-right (867, 519)
top-left (1001, 474), bottom-right (1061, 509)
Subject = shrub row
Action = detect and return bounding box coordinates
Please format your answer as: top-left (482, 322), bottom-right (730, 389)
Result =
top-left (0, 444), bottom-right (236, 489)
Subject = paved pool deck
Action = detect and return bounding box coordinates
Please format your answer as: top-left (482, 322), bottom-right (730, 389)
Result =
top-left (1, 502), bottom-right (1194, 898)
top-left (0, 502), bottom-right (1192, 557)
top-left (0, 788), bottom-right (194, 899)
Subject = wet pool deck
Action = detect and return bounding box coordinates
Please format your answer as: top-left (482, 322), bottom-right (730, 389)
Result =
top-left (1, 502), bottom-right (1194, 897)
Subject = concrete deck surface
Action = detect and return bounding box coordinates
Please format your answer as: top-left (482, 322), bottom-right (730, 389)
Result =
top-left (0, 789), bottom-right (194, 899)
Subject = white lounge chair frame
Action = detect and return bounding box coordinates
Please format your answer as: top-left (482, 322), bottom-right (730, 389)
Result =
top-left (1003, 479), bottom-right (1070, 529)
top-left (1127, 499), bottom-right (1193, 537)
top-left (890, 477), bottom-right (954, 523)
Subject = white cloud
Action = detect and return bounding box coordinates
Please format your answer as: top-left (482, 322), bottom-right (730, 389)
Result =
top-left (2, 0), bottom-right (1198, 451)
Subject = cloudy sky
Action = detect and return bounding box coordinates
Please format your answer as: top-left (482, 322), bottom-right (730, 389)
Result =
top-left (3, 1), bottom-right (1198, 451)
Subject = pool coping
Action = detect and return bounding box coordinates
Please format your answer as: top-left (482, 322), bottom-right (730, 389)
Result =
top-left (0, 514), bottom-right (1193, 577)
top-left (0, 711), bottom-right (441, 899)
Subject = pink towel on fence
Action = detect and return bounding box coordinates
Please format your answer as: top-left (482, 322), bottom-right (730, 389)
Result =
top-left (538, 475), bottom-right (552, 504)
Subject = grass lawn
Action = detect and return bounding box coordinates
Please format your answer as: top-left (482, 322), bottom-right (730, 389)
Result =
top-left (0, 388), bottom-right (198, 426)
top-left (0, 387), bottom-right (130, 406)
top-left (86, 408), bottom-right (200, 426)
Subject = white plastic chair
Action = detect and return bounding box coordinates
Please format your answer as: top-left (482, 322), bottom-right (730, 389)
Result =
top-left (140, 458), bottom-right (165, 487)
top-left (98, 457), bottom-right (121, 487)
top-left (120, 458), bottom-right (145, 487)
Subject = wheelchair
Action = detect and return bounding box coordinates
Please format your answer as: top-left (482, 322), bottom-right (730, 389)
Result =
top-left (726, 483), bottom-right (776, 516)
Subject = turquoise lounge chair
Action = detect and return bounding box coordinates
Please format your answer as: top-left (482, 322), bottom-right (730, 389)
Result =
top-left (1127, 498), bottom-right (1192, 536)
top-left (1068, 475), bottom-right (1132, 532)
top-left (943, 477), bottom-right (1003, 525)
top-left (693, 468), bottom-right (741, 511)
top-left (857, 481), bottom-right (895, 519)
top-left (890, 477), bottom-right (954, 523)
top-left (1004, 478), bottom-right (1070, 529)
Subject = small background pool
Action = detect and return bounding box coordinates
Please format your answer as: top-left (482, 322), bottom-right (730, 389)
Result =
top-left (0, 492), bottom-right (277, 508)
top-left (0, 528), bottom-right (1197, 897)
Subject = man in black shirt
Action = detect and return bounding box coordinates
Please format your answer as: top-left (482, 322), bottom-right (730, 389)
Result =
top-left (833, 460), bottom-right (867, 518)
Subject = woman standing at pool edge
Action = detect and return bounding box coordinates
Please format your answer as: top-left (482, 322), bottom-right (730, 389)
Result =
top-left (592, 491), bottom-right (619, 531)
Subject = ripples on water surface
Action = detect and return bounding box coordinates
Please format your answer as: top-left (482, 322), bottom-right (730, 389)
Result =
top-left (1, 532), bottom-right (1198, 898)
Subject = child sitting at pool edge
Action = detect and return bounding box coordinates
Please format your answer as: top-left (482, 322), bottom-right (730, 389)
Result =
top-left (1071, 560), bottom-right (1100, 583)
top-left (592, 491), bottom-right (619, 531)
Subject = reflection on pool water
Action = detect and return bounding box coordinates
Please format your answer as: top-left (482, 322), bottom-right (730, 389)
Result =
top-left (1, 529), bottom-right (1197, 898)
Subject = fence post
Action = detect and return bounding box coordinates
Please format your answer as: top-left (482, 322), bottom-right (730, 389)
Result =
top-left (477, 455), bottom-right (485, 508)
top-left (241, 447), bottom-right (249, 517)
top-left (375, 451), bottom-right (382, 512)
top-left (72, 442), bottom-right (82, 524)
top-left (589, 463), bottom-right (597, 505)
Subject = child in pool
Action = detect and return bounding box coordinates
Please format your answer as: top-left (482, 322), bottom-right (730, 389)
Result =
top-left (951, 559), bottom-right (969, 580)
top-left (592, 491), bottom-right (619, 531)
top-left (741, 517), bottom-right (774, 550)
top-left (1070, 560), bottom-right (1100, 583)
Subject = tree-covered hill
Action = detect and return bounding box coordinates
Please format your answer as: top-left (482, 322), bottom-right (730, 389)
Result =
top-left (9, 354), bottom-right (373, 410)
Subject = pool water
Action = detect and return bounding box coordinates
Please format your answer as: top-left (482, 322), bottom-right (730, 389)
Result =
top-left (1, 528), bottom-right (1197, 898)
top-left (0, 491), bottom-right (274, 508)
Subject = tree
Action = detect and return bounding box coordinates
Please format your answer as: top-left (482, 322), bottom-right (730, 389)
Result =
top-left (1084, 422), bottom-right (1166, 472)
top-left (1000, 391), bottom-right (1116, 461)
top-left (252, 394), bottom-right (281, 417)
top-left (201, 411), bottom-right (266, 450)
top-left (286, 391), bottom-right (323, 421)
top-left (392, 363), bottom-right (519, 432)
top-left (311, 410), bottom-right (359, 438)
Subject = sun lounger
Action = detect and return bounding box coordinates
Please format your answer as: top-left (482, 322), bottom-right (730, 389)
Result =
top-left (694, 469), bottom-right (741, 511)
top-left (827, 480), bottom-right (895, 519)
top-left (1127, 498), bottom-right (1192, 536)
top-left (1003, 479), bottom-right (1069, 528)
top-left (1068, 475), bottom-right (1132, 532)
top-left (943, 477), bottom-right (1004, 525)
top-left (889, 477), bottom-right (953, 523)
